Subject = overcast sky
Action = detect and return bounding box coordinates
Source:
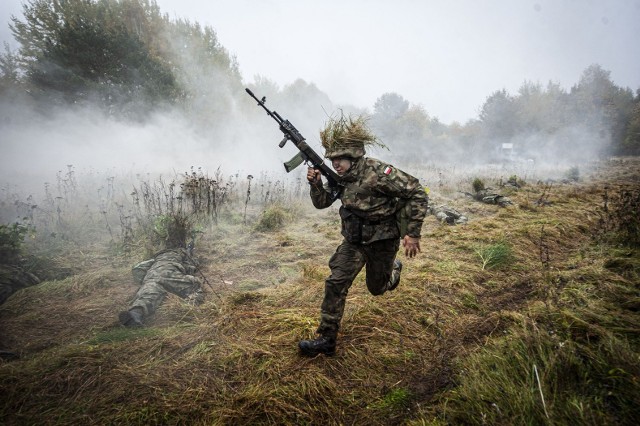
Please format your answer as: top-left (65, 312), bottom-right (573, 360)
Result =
top-left (1, 0), bottom-right (639, 124)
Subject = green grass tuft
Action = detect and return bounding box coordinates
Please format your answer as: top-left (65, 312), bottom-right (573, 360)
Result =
top-left (475, 241), bottom-right (513, 270)
top-left (254, 203), bottom-right (291, 232)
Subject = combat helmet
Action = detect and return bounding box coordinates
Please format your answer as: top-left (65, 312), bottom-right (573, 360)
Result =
top-left (320, 113), bottom-right (382, 159)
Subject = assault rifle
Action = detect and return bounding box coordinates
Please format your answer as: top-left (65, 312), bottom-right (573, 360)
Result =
top-left (245, 88), bottom-right (340, 200)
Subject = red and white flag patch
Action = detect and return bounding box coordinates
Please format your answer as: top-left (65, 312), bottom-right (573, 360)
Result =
top-left (383, 166), bottom-right (393, 175)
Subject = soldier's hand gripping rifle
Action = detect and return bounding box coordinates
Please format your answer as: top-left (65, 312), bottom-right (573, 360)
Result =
top-left (245, 88), bottom-right (340, 200)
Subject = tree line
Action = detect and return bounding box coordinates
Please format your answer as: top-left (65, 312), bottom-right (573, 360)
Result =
top-left (1, 0), bottom-right (638, 161)
top-left (1, 0), bottom-right (241, 125)
top-left (369, 66), bottom-right (640, 162)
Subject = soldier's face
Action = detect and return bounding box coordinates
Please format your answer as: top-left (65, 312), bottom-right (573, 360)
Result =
top-left (331, 157), bottom-right (352, 175)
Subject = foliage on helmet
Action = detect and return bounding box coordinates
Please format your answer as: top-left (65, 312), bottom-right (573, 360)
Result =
top-left (320, 113), bottom-right (384, 158)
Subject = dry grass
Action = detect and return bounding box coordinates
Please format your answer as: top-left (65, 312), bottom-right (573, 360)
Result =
top-left (320, 113), bottom-right (383, 151)
top-left (1, 158), bottom-right (639, 425)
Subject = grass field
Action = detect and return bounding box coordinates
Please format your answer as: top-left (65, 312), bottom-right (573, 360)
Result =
top-left (1, 158), bottom-right (638, 425)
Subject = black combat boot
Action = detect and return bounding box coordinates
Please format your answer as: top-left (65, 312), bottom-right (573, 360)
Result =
top-left (387, 259), bottom-right (403, 291)
top-left (298, 335), bottom-right (336, 357)
top-left (119, 307), bottom-right (144, 327)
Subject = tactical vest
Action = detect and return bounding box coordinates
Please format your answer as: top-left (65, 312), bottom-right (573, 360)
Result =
top-left (338, 181), bottom-right (406, 243)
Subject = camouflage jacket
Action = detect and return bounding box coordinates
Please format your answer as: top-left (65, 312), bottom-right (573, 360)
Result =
top-left (310, 157), bottom-right (428, 243)
top-left (132, 248), bottom-right (198, 285)
top-left (473, 189), bottom-right (512, 207)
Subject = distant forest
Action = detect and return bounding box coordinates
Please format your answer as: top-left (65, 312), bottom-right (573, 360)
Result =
top-left (1, 0), bottom-right (639, 163)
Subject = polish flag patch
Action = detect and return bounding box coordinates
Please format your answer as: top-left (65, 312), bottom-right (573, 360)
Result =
top-left (383, 166), bottom-right (393, 175)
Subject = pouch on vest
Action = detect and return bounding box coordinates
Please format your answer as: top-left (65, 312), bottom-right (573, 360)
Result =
top-left (339, 206), bottom-right (362, 243)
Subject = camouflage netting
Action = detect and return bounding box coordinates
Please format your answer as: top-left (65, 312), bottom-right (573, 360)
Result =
top-left (320, 113), bottom-right (385, 159)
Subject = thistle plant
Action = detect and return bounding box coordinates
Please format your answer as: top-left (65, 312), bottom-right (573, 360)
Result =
top-left (244, 175), bottom-right (253, 225)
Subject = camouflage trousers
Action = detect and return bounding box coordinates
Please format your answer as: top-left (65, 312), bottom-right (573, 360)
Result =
top-left (129, 249), bottom-right (202, 316)
top-left (130, 275), bottom-right (201, 316)
top-left (316, 238), bottom-right (400, 338)
top-left (0, 264), bottom-right (40, 306)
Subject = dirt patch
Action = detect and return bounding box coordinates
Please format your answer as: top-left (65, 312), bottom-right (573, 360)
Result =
top-left (478, 278), bottom-right (535, 312)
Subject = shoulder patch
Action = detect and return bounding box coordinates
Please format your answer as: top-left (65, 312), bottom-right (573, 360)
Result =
top-left (383, 166), bottom-right (393, 175)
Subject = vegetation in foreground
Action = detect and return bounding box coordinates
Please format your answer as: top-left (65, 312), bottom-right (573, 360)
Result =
top-left (0, 158), bottom-right (639, 425)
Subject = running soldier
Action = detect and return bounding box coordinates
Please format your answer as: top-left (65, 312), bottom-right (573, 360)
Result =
top-left (298, 114), bottom-right (428, 357)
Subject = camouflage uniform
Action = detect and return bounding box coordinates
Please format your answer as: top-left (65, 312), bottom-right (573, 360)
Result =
top-left (310, 156), bottom-right (428, 338)
top-left (0, 264), bottom-right (40, 306)
top-left (123, 248), bottom-right (203, 322)
top-left (473, 189), bottom-right (512, 207)
top-left (429, 205), bottom-right (468, 225)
